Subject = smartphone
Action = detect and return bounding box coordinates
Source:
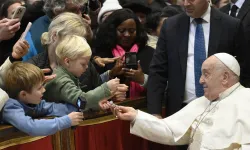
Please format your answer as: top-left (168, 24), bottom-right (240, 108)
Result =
top-left (76, 97), bottom-right (86, 112)
top-left (125, 52), bottom-right (138, 70)
top-left (20, 22), bottom-right (32, 40)
top-left (72, 97), bottom-right (85, 129)
top-left (11, 6), bottom-right (26, 20)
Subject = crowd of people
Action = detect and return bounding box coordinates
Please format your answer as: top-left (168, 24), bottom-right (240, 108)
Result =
top-left (1, 0), bottom-right (250, 149)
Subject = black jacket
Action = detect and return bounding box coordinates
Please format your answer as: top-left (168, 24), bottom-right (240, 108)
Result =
top-left (220, 0), bottom-right (250, 87)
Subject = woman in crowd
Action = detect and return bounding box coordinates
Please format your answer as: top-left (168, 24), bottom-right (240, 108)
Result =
top-left (0, 0), bottom-right (24, 65)
top-left (93, 8), bottom-right (154, 98)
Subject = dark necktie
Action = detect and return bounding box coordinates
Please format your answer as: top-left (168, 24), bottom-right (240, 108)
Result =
top-left (230, 5), bottom-right (238, 17)
top-left (194, 18), bottom-right (206, 97)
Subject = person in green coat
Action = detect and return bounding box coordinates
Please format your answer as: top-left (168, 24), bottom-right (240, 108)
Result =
top-left (43, 35), bottom-right (127, 111)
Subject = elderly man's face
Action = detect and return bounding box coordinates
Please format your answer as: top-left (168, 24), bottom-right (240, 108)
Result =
top-left (183, 0), bottom-right (209, 18)
top-left (199, 56), bottom-right (224, 100)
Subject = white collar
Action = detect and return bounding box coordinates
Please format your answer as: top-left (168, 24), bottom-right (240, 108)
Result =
top-left (217, 82), bottom-right (241, 101)
top-left (190, 5), bottom-right (211, 23)
top-left (231, 0), bottom-right (245, 9)
top-left (147, 34), bottom-right (158, 40)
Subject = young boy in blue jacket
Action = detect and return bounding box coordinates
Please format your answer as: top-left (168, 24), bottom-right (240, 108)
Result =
top-left (1, 62), bottom-right (84, 136)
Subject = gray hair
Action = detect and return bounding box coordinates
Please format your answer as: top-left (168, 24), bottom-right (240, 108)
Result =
top-left (43, 0), bottom-right (88, 18)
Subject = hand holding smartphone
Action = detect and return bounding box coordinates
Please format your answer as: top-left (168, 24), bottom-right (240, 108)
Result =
top-left (11, 6), bottom-right (26, 20)
top-left (72, 97), bottom-right (86, 129)
top-left (125, 52), bottom-right (138, 70)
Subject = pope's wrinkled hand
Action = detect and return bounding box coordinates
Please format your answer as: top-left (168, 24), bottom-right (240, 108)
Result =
top-left (111, 105), bottom-right (138, 121)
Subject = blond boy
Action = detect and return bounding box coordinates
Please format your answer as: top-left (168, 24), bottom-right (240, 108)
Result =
top-left (43, 35), bottom-right (124, 111)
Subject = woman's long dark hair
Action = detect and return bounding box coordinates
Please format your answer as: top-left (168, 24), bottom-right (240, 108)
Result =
top-left (0, 0), bottom-right (23, 19)
top-left (94, 8), bottom-right (148, 57)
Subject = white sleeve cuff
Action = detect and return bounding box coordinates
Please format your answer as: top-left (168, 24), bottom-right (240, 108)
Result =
top-left (139, 74), bottom-right (148, 88)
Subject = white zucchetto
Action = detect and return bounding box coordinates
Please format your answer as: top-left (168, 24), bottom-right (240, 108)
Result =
top-left (214, 53), bottom-right (240, 76)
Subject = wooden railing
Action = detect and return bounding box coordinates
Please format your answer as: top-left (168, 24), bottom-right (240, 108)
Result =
top-left (0, 97), bottom-right (147, 150)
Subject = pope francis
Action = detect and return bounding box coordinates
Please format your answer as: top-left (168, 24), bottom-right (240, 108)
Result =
top-left (111, 53), bottom-right (250, 149)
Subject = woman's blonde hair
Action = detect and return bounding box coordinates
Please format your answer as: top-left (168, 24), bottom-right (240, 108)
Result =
top-left (4, 62), bottom-right (44, 99)
top-left (56, 35), bottom-right (92, 62)
top-left (41, 12), bottom-right (92, 46)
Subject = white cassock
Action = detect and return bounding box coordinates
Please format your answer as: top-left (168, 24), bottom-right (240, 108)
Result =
top-left (130, 83), bottom-right (250, 149)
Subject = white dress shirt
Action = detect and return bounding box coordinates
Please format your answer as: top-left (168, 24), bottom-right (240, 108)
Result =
top-left (184, 6), bottom-right (211, 103)
top-left (229, 0), bottom-right (245, 16)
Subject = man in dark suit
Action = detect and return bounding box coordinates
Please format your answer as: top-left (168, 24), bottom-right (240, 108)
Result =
top-left (220, 0), bottom-right (250, 87)
top-left (147, 0), bottom-right (247, 133)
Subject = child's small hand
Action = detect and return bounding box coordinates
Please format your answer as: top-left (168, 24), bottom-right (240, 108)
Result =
top-left (68, 112), bottom-right (84, 126)
top-left (113, 84), bottom-right (128, 102)
top-left (41, 68), bottom-right (56, 83)
top-left (98, 99), bottom-right (110, 110)
top-left (107, 78), bottom-right (120, 93)
top-left (12, 40), bottom-right (29, 59)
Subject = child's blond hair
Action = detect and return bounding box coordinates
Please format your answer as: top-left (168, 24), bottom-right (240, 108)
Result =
top-left (4, 62), bottom-right (44, 99)
top-left (56, 35), bottom-right (92, 62)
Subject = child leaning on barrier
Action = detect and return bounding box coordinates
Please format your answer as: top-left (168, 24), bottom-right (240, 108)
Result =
top-left (43, 35), bottom-right (126, 111)
top-left (1, 62), bottom-right (83, 136)
top-left (0, 39), bottom-right (30, 111)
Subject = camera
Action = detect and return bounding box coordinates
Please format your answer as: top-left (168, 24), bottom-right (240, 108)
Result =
top-left (125, 52), bottom-right (137, 70)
